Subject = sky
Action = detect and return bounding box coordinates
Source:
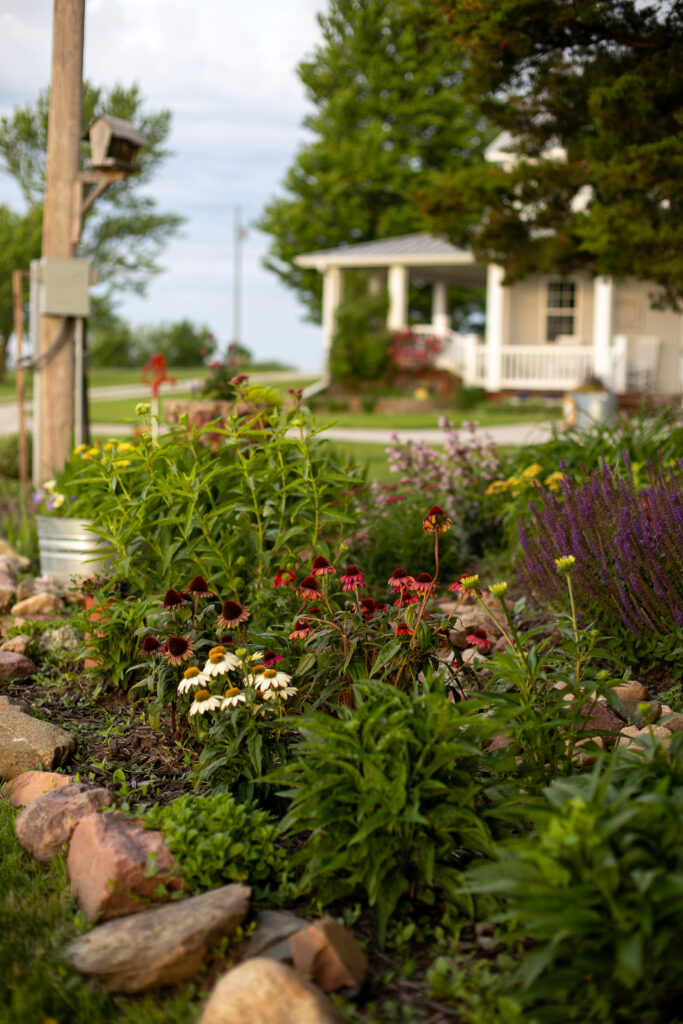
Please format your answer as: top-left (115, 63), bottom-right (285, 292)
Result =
top-left (0, 0), bottom-right (327, 370)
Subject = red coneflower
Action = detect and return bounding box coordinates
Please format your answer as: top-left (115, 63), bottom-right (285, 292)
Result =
top-left (311, 556), bottom-right (336, 577)
top-left (163, 588), bottom-right (186, 609)
top-left (393, 622), bottom-right (412, 636)
top-left (230, 374), bottom-right (249, 385)
top-left (263, 650), bottom-right (284, 667)
top-left (466, 628), bottom-right (490, 651)
top-left (296, 576), bottom-right (320, 600)
top-left (187, 575), bottom-right (212, 598)
top-left (384, 495), bottom-right (406, 506)
top-left (289, 618), bottom-right (312, 640)
top-left (360, 597), bottom-right (376, 620)
top-left (423, 505), bottom-right (452, 534)
top-left (411, 572), bottom-right (435, 593)
top-left (388, 568), bottom-right (415, 591)
top-left (449, 573), bottom-right (482, 597)
top-left (165, 635), bottom-right (194, 665)
top-left (273, 569), bottom-right (296, 588)
top-left (340, 565), bottom-right (365, 591)
top-left (217, 600), bottom-right (250, 630)
top-left (396, 594), bottom-right (420, 606)
top-left (140, 635), bottom-right (162, 655)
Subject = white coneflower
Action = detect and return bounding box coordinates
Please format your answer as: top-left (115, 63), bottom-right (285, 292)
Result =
top-left (189, 689), bottom-right (222, 715)
top-left (203, 650), bottom-right (241, 676)
top-left (177, 665), bottom-right (207, 694)
top-left (220, 686), bottom-right (247, 710)
top-left (261, 684), bottom-right (298, 701)
top-left (253, 668), bottom-right (293, 692)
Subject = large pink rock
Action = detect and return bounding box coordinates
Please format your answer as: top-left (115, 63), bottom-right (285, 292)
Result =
top-left (67, 812), bottom-right (184, 921)
top-left (15, 783), bottom-right (114, 862)
top-left (7, 769), bottom-right (75, 808)
top-left (290, 917), bottom-right (368, 992)
top-left (0, 650), bottom-right (37, 681)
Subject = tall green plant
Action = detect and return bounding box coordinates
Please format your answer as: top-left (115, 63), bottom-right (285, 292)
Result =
top-left (329, 272), bottom-right (390, 384)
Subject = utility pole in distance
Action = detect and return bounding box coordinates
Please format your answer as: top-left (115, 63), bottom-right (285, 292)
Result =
top-left (39, 0), bottom-right (85, 479)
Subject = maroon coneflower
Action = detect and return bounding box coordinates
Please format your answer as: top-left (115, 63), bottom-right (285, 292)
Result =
top-left (393, 622), bottom-right (412, 636)
top-left (296, 575), bottom-right (320, 600)
top-left (230, 373), bottom-right (249, 386)
top-left (384, 495), bottom-right (406, 506)
top-left (273, 569), bottom-right (296, 588)
top-left (308, 605), bottom-right (322, 617)
top-left (217, 600), bottom-right (250, 630)
top-left (289, 618), bottom-right (311, 640)
top-left (449, 573), bottom-right (482, 597)
top-left (311, 556), bottom-right (336, 577)
top-left (423, 505), bottom-right (452, 534)
top-left (187, 575), bottom-right (212, 598)
top-left (411, 572), bottom-right (435, 593)
top-left (466, 628), bottom-right (490, 651)
top-left (163, 588), bottom-right (186, 610)
top-left (140, 635), bottom-right (162, 655)
top-left (340, 565), bottom-right (365, 591)
top-left (360, 597), bottom-right (376, 620)
top-left (388, 568), bottom-right (415, 591)
top-left (263, 650), bottom-right (284, 667)
top-left (165, 635), bottom-right (194, 665)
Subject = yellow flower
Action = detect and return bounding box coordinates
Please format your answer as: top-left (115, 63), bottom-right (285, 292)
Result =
top-left (103, 442), bottom-right (115, 452)
top-left (117, 442), bottom-right (135, 454)
top-left (73, 443), bottom-right (88, 455)
top-left (485, 479), bottom-right (509, 496)
top-left (522, 463), bottom-right (544, 479)
top-left (555, 555), bottom-right (576, 573)
top-left (43, 478), bottom-right (57, 491)
top-left (114, 459), bottom-right (131, 467)
top-left (460, 574), bottom-right (480, 590)
top-left (545, 471), bottom-right (564, 492)
top-left (135, 402), bottom-right (151, 416)
top-left (489, 581), bottom-right (508, 597)
top-left (83, 447), bottom-right (100, 460)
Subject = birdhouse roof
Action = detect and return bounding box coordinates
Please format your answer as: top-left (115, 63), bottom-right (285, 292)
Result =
top-left (83, 114), bottom-right (149, 148)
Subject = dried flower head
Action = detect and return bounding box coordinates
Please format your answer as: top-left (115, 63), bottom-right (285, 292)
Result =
top-left (217, 600), bottom-right (250, 629)
top-left (289, 618), bottom-right (312, 640)
top-left (423, 505), bottom-right (452, 534)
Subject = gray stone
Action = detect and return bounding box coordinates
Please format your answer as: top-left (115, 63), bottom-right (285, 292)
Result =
top-left (0, 650), bottom-right (37, 681)
top-left (15, 576), bottom-right (63, 602)
top-left (39, 625), bottom-right (81, 653)
top-left (15, 783), bottom-right (114, 861)
top-left (0, 707), bottom-right (76, 779)
top-left (199, 958), bottom-right (344, 1024)
top-left (615, 698), bottom-right (661, 729)
top-left (64, 884), bottom-right (251, 993)
top-left (241, 909), bottom-right (308, 961)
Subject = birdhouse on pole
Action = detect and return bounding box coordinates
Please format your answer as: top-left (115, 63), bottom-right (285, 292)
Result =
top-left (83, 113), bottom-right (149, 173)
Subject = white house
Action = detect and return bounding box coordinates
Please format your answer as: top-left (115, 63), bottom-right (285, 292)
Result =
top-left (294, 230), bottom-right (683, 397)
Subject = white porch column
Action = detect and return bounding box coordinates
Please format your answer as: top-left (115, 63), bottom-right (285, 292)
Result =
top-left (321, 265), bottom-right (343, 370)
top-left (387, 264), bottom-right (409, 330)
top-left (485, 264), bottom-right (505, 391)
top-left (592, 275), bottom-right (613, 383)
top-left (431, 279), bottom-right (450, 336)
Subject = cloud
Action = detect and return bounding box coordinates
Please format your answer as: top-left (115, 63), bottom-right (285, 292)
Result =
top-left (0, 0), bottom-right (326, 369)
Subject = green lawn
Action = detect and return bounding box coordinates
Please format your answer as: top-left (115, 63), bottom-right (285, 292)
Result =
top-left (311, 404), bottom-right (560, 431)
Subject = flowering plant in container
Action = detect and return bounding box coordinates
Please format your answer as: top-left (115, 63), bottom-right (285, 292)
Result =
top-left (31, 439), bottom-right (142, 518)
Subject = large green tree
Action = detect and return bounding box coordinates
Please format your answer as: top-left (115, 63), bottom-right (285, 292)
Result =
top-left (0, 80), bottom-right (183, 374)
top-left (420, 0), bottom-right (683, 308)
top-left (258, 0), bottom-right (491, 322)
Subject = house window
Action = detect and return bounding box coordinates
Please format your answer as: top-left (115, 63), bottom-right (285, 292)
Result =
top-left (546, 280), bottom-right (576, 341)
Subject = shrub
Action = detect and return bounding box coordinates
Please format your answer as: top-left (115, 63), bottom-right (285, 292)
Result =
top-left (143, 791), bottom-right (287, 901)
top-left (328, 272), bottom-right (391, 383)
top-left (276, 677), bottom-right (495, 943)
top-left (465, 736), bottom-right (683, 1022)
top-left (516, 458), bottom-right (683, 668)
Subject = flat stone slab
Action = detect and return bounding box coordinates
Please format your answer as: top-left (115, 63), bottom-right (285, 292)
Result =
top-left (15, 783), bottom-right (114, 862)
top-left (64, 883), bottom-right (251, 993)
top-left (0, 707), bottom-right (76, 780)
top-left (0, 651), bottom-right (38, 681)
top-left (241, 909), bottom-right (308, 961)
top-left (199, 958), bottom-right (344, 1024)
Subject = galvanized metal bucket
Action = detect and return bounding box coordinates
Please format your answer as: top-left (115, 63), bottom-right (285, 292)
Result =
top-left (35, 515), bottom-right (114, 582)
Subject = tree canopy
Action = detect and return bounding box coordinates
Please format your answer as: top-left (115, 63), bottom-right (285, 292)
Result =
top-left (258, 0), bottom-right (491, 322)
top-left (0, 80), bottom-right (183, 308)
top-left (420, 0), bottom-right (683, 308)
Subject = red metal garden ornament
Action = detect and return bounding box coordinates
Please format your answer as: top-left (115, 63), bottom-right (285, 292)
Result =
top-left (142, 353), bottom-right (176, 398)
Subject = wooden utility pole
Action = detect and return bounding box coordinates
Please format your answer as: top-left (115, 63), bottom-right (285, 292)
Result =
top-left (11, 270), bottom-right (30, 497)
top-left (39, 0), bottom-right (85, 479)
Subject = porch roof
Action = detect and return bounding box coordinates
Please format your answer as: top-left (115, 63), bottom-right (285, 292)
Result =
top-left (295, 232), bottom-right (479, 270)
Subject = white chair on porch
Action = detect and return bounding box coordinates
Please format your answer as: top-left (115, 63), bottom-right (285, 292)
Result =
top-left (626, 336), bottom-right (661, 392)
